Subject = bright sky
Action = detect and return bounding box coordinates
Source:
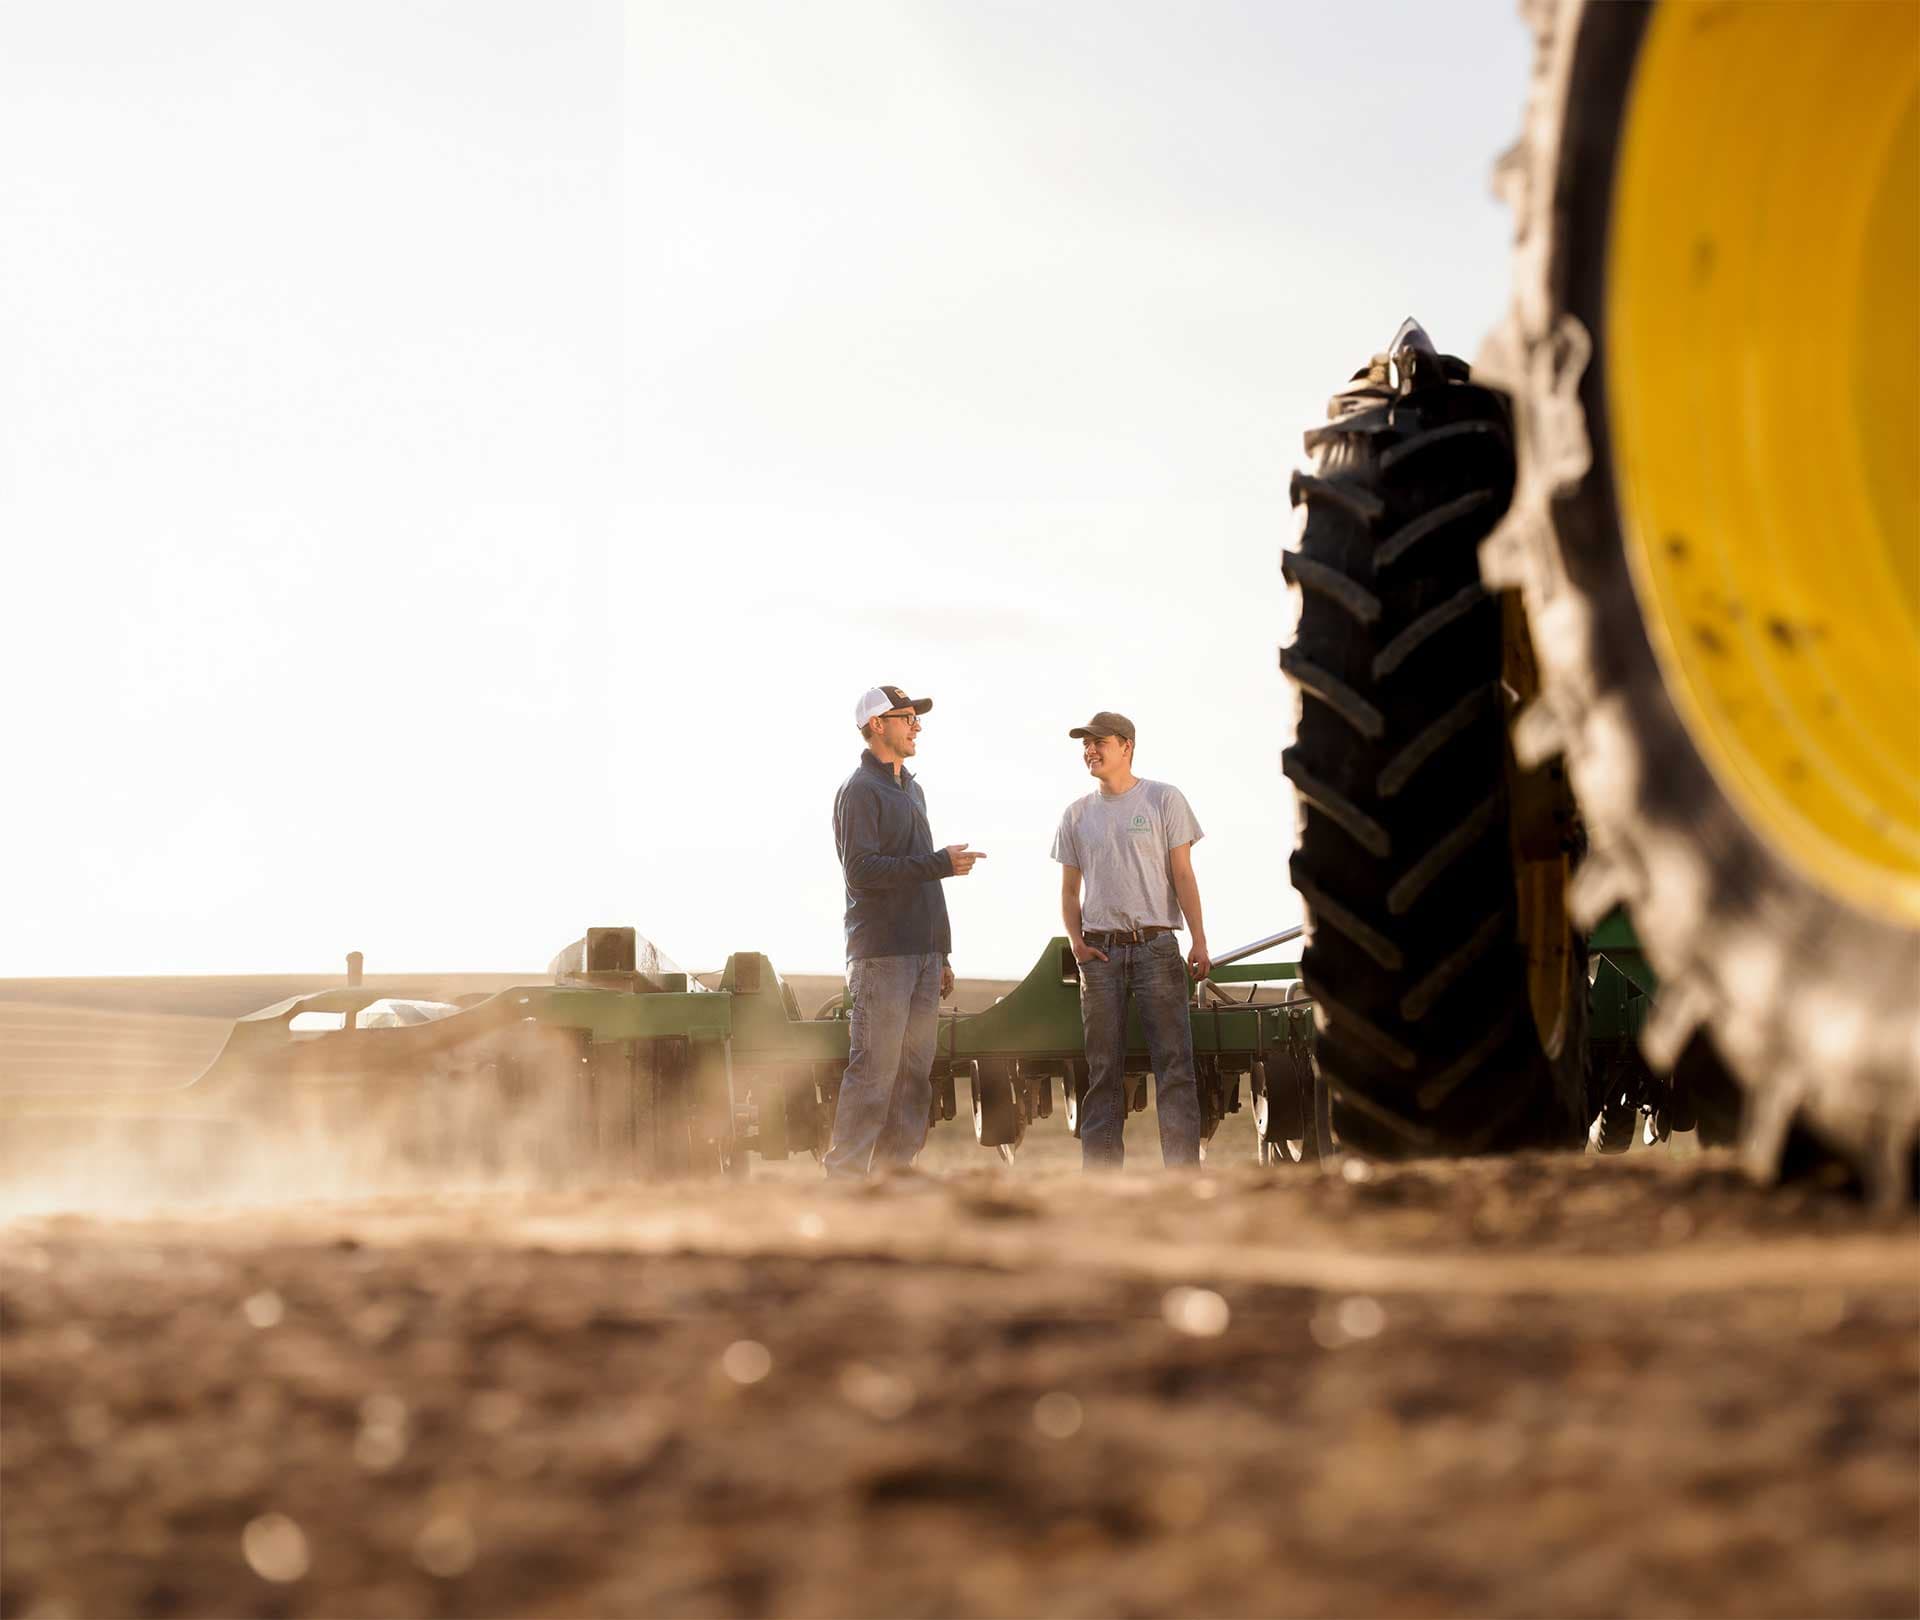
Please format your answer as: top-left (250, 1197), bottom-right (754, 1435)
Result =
top-left (2, 1), bottom-right (1531, 980)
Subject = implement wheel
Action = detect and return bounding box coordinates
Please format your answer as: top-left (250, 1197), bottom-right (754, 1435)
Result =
top-left (969, 1059), bottom-right (1019, 1148)
top-left (1482, 0), bottom-right (1920, 1200)
top-left (1283, 324), bottom-right (1587, 1158)
top-left (1251, 1051), bottom-right (1331, 1166)
top-left (1062, 1060), bottom-right (1089, 1139)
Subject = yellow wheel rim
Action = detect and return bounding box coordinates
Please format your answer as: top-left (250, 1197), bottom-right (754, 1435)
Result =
top-left (1608, 0), bottom-right (1920, 926)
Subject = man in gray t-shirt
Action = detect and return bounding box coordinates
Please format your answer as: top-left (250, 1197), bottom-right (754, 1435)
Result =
top-left (1050, 710), bottom-right (1210, 1169)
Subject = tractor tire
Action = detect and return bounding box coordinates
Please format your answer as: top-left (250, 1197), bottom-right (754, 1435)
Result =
top-left (1673, 1034), bottom-right (1742, 1150)
top-left (1480, 0), bottom-right (1920, 1201)
top-left (1283, 327), bottom-right (1588, 1158)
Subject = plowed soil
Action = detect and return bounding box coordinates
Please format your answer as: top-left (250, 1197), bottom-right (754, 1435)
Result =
top-left (3, 1140), bottom-right (1916, 1620)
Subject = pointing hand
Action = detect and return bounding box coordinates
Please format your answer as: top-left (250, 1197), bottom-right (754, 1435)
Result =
top-left (945, 843), bottom-right (987, 876)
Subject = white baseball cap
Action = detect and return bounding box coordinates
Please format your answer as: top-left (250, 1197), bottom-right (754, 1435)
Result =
top-left (853, 684), bottom-right (933, 728)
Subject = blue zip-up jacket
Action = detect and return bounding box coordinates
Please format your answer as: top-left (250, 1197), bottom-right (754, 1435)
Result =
top-left (834, 749), bottom-right (953, 960)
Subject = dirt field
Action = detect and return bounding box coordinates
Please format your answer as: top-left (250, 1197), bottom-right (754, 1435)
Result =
top-left (4, 1124), bottom-right (1916, 1620)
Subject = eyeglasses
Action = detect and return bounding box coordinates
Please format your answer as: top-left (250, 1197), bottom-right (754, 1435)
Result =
top-left (879, 710), bottom-right (920, 723)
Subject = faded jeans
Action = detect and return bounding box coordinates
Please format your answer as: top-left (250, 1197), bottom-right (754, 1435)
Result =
top-left (824, 951), bottom-right (941, 1178)
top-left (1076, 933), bottom-right (1201, 1169)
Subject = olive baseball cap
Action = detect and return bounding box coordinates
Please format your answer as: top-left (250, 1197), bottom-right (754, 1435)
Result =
top-left (1068, 710), bottom-right (1135, 742)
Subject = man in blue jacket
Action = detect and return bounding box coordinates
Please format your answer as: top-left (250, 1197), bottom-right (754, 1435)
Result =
top-left (827, 684), bottom-right (986, 1178)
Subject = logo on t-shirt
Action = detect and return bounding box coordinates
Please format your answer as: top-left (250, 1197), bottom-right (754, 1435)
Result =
top-left (1129, 812), bottom-right (1151, 835)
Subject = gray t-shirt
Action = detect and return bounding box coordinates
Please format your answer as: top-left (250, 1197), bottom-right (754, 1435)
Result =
top-left (1050, 778), bottom-right (1204, 932)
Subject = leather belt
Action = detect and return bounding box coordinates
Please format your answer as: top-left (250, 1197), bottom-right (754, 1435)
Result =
top-left (1083, 926), bottom-right (1174, 946)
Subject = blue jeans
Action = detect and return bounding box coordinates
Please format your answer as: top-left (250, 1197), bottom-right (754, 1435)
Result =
top-left (825, 952), bottom-right (941, 1178)
top-left (1076, 934), bottom-right (1201, 1169)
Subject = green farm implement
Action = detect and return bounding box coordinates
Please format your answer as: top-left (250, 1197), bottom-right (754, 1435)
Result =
top-left (0, 928), bottom-right (1323, 1205)
top-left (2, 904), bottom-right (1716, 1209)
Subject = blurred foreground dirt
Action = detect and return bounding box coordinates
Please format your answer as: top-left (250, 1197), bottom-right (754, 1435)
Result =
top-left (3, 1150), bottom-right (1916, 1620)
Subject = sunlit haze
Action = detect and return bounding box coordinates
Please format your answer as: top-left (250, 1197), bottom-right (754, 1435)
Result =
top-left (3, 1), bottom-right (1530, 979)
